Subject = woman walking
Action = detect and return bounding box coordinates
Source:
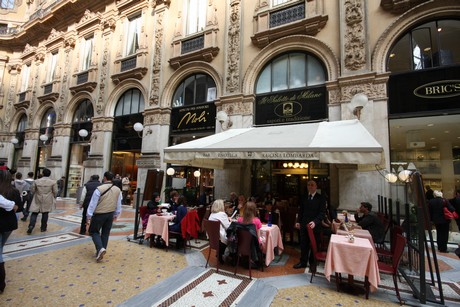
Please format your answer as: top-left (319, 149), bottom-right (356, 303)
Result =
top-left (429, 190), bottom-right (455, 253)
top-left (0, 169), bottom-right (21, 293)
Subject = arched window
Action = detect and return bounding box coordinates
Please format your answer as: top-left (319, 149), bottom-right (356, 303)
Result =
top-left (115, 88), bottom-right (144, 116)
top-left (72, 99), bottom-right (94, 142)
top-left (113, 88), bottom-right (144, 151)
top-left (40, 108), bottom-right (56, 140)
top-left (388, 19), bottom-right (460, 72)
top-left (172, 74), bottom-right (217, 108)
top-left (256, 52), bottom-right (326, 94)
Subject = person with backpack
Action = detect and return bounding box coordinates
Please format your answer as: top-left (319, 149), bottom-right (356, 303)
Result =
top-left (12, 172), bottom-right (29, 220)
top-left (21, 172), bottom-right (34, 221)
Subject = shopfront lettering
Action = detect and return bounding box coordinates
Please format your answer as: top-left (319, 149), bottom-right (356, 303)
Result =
top-left (177, 111), bottom-right (207, 128)
top-left (414, 80), bottom-right (460, 99)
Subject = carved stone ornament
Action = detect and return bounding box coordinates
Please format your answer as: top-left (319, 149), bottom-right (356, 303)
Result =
top-left (344, 0), bottom-right (366, 71)
top-left (152, 0), bottom-right (171, 8)
top-left (226, 3), bottom-right (241, 93)
top-left (64, 37), bottom-right (76, 48)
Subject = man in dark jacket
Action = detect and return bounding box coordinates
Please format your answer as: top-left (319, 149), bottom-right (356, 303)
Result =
top-left (354, 202), bottom-right (385, 244)
top-left (79, 175), bottom-right (101, 235)
top-left (294, 180), bottom-right (326, 270)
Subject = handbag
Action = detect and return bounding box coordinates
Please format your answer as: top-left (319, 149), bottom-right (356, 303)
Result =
top-left (442, 198), bottom-right (459, 220)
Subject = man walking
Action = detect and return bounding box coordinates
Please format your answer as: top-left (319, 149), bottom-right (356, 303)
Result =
top-left (79, 175), bottom-right (101, 235)
top-left (21, 172), bottom-right (35, 221)
top-left (27, 168), bottom-right (58, 234)
top-left (293, 180), bottom-right (326, 271)
top-left (87, 171), bottom-right (122, 262)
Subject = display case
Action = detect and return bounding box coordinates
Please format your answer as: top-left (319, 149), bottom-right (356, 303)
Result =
top-left (67, 166), bottom-right (82, 198)
top-left (391, 148), bottom-right (441, 175)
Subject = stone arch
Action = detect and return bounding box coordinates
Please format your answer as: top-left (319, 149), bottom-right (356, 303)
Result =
top-left (105, 79), bottom-right (148, 117)
top-left (9, 109), bottom-right (29, 133)
top-left (242, 35), bottom-right (339, 95)
top-left (161, 62), bottom-right (223, 109)
top-left (63, 92), bottom-right (96, 124)
top-left (33, 102), bottom-right (56, 129)
top-left (372, 0), bottom-right (460, 73)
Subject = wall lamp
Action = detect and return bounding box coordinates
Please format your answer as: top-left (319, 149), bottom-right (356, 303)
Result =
top-left (78, 129), bottom-right (97, 142)
top-left (11, 137), bottom-right (19, 144)
top-left (133, 122), bottom-right (152, 138)
top-left (39, 134), bottom-right (50, 145)
top-left (351, 93), bottom-right (368, 120)
top-left (216, 111), bottom-right (233, 131)
top-left (166, 167), bottom-right (175, 176)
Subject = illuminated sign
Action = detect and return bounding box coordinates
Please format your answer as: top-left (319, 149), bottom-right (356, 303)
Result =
top-left (171, 102), bottom-right (216, 134)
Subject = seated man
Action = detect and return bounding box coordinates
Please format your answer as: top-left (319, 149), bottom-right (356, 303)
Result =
top-left (354, 202), bottom-right (385, 244)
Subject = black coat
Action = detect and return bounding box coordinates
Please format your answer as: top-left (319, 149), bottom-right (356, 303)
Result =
top-left (0, 189), bottom-right (21, 232)
top-left (429, 197), bottom-right (455, 224)
top-left (82, 180), bottom-right (101, 208)
top-left (226, 222), bottom-right (261, 261)
top-left (298, 192), bottom-right (326, 229)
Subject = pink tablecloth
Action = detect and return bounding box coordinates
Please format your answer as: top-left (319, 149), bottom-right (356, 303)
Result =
top-left (144, 214), bottom-right (175, 246)
top-left (324, 234), bottom-right (380, 292)
top-left (260, 224), bottom-right (284, 266)
top-left (337, 228), bottom-right (375, 249)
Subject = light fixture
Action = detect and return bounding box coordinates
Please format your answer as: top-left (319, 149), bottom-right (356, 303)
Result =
top-left (39, 134), bottom-right (49, 145)
top-left (133, 122), bottom-right (152, 138)
top-left (78, 129), bottom-right (96, 142)
top-left (385, 173), bottom-right (398, 183)
top-left (351, 93), bottom-right (368, 120)
top-left (398, 170), bottom-right (412, 182)
top-left (407, 162), bottom-right (417, 171)
top-left (216, 111), bottom-right (233, 131)
top-left (193, 170), bottom-right (201, 178)
top-left (11, 137), bottom-right (19, 144)
top-left (166, 167), bottom-right (175, 176)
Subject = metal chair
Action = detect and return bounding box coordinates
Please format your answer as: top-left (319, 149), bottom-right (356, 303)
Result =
top-left (377, 234), bottom-right (406, 304)
top-left (203, 219), bottom-right (221, 272)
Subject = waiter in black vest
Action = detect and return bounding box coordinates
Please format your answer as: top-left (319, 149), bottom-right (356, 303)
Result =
top-left (79, 175), bottom-right (101, 235)
top-left (293, 180), bottom-right (326, 270)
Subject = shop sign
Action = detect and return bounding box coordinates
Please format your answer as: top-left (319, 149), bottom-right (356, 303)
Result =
top-left (171, 102), bottom-right (216, 134)
top-left (388, 66), bottom-right (460, 115)
top-left (414, 80), bottom-right (460, 99)
top-left (195, 151), bottom-right (319, 160)
top-left (255, 87), bottom-right (327, 126)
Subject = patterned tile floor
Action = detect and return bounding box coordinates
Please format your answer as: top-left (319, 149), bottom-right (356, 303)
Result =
top-left (1, 201), bottom-right (459, 306)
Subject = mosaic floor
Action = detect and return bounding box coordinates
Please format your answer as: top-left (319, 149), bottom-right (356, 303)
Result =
top-left (1, 203), bottom-right (459, 306)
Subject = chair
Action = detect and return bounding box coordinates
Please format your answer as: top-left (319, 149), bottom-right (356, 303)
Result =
top-left (377, 225), bottom-right (403, 259)
top-left (234, 228), bottom-right (263, 279)
top-left (168, 210), bottom-right (200, 253)
top-left (377, 234), bottom-right (406, 305)
top-left (203, 219), bottom-right (221, 272)
top-left (307, 225), bottom-right (327, 283)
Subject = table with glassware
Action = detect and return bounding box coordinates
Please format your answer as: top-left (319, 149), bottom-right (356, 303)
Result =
top-left (324, 234), bottom-right (380, 296)
top-left (260, 224), bottom-right (284, 266)
top-left (145, 213), bottom-right (176, 247)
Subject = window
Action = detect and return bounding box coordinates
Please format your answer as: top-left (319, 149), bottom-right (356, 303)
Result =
top-left (0, 0), bottom-right (14, 9)
top-left (272, 0), bottom-right (289, 6)
top-left (20, 64), bottom-right (30, 92)
top-left (115, 88), bottom-right (145, 116)
top-left (46, 52), bottom-right (58, 83)
top-left (256, 52), bottom-right (326, 94)
top-left (17, 114), bottom-right (27, 132)
top-left (172, 74), bottom-right (216, 107)
top-left (41, 109), bottom-right (56, 129)
top-left (388, 19), bottom-right (460, 73)
top-left (73, 99), bottom-right (94, 123)
top-left (80, 36), bottom-right (93, 71)
top-left (186, 0), bottom-right (206, 35)
top-left (124, 15), bottom-right (141, 56)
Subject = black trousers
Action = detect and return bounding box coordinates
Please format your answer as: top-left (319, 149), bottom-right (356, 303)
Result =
top-left (29, 212), bottom-right (49, 231)
top-left (299, 225), bottom-right (319, 266)
top-left (435, 222), bottom-right (450, 252)
top-left (80, 206), bottom-right (89, 234)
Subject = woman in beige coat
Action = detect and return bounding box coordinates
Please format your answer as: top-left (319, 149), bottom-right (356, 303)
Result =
top-left (27, 168), bottom-right (58, 235)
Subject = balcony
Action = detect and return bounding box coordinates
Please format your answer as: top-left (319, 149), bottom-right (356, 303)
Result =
top-left (251, 1), bottom-right (328, 48)
top-left (69, 67), bottom-right (98, 95)
top-left (111, 52), bottom-right (148, 85)
top-left (169, 31), bottom-right (219, 70)
top-left (14, 90), bottom-right (32, 109)
top-left (37, 81), bottom-right (60, 103)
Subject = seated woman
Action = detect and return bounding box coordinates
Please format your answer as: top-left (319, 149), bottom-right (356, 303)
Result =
top-left (208, 199), bottom-right (231, 264)
top-left (141, 192), bottom-right (160, 230)
top-left (237, 201), bottom-right (262, 242)
top-left (230, 194), bottom-right (246, 219)
top-left (168, 195), bottom-right (188, 233)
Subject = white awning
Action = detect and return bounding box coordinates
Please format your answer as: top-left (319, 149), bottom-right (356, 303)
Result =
top-left (164, 119), bottom-right (383, 169)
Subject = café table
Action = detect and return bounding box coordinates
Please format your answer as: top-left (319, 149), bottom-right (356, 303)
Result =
top-left (337, 229), bottom-right (375, 251)
top-left (260, 224), bottom-right (284, 267)
top-left (324, 234), bottom-right (380, 296)
top-left (144, 213), bottom-right (176, 247)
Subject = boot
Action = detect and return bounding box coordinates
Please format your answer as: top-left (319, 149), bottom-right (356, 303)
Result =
top-left (27, 226), bottom-right (33, 234)
top-left (0, 262), bottom-right (5, 293)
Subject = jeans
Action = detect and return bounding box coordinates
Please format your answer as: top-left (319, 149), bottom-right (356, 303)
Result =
top-left (0, 231), bottom-right (12, 263)
top-left (29, 212), bottom-right (49, 231)
top-left (89, 212), bottom-right (115, 253)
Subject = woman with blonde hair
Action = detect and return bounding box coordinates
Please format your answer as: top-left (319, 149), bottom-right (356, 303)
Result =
top-left (237, 201), bottom-right (262, 239)
top-left (209, 199), bottom-right (231, 264)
